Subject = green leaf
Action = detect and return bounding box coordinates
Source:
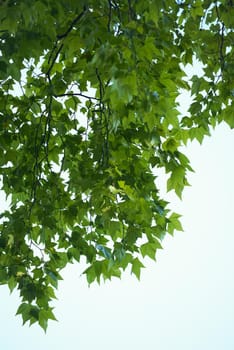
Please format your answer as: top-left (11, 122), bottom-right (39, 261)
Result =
top-left (38, 308), bottom-right (57, 332)
top-left (45, 270), bottom-right (59, 289)
top-left (168, 213), bottom-right (184, 235)
top-left (84, 265), bottom-right (96, 285)
top-left (96, 244), bottom-right (112, 259)
top-left (162, 138), bottom-right (179, 153)
top-left (8, 275), bottom-right (17, 293)
top-left (140, 240), bottom-right (162, 260)
top-left (191, 75), bottom-right (201, 96)
top-left (64, 97), bottom-right (78, 111)
top-left (222, 107), bottom-right (234, 129)
top-left (7, 234), bottom-right (14, 248)
top-left (167, 166), bottom-right (187, 199)
top-left (131, 258), bottom-right (145, 280)
top-left (39, 310), bottom-right (48, 332)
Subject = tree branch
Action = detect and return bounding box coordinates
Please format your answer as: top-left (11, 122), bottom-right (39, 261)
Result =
top-left (54, 92), bottom-right (100, 101)
top-left (57, 6), bottom-right (88, 40)
top-left (46, 43), bottom-right (64, 77)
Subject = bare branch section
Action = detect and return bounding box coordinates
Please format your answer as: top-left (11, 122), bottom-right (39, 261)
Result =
top-left (56, 6), bottom-right (88, 40)
top-left (54, 93), bottom-right (100, 101)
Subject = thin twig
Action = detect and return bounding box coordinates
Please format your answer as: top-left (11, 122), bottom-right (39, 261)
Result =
top-left (57, 6), bottom-right (88, 40)
top-left (215, 5), bottom-right (225, 72)
top-left (54, 92), bottom-right (100, 101)
top-left (46, 43), bottom-right (64, 77)
top-left (107, 0), bottom-right (112, 32)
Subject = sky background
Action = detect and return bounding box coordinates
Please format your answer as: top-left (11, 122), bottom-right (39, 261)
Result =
top-left (1, 121), bottom-right (234, 349)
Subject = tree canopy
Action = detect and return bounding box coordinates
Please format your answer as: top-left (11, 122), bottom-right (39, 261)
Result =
top-left (0, 0), bottom-right (233, 330)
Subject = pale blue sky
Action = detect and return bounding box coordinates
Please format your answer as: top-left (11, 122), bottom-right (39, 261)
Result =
top-left (1, 123), bottom-right (234, 349)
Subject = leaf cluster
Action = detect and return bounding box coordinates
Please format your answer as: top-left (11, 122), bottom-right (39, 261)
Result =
top-left (0, 0), bottom-right (233, 330)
